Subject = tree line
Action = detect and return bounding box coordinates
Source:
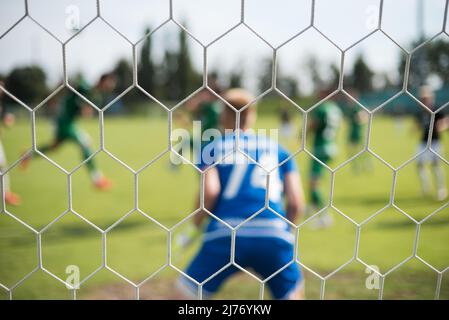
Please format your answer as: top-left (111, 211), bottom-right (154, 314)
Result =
top-left (1, 28), bottom-right (448, 108)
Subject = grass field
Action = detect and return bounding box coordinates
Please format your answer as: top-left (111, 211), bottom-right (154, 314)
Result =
top-left (1, 108), bottom-right (449, 300)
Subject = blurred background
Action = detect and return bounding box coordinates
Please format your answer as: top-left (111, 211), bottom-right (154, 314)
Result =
top-left (0, 0), bottom-right (448, 300)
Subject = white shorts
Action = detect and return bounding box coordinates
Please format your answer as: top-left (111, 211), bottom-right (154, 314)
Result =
top-left (417, 142), bottom-right (442, 164)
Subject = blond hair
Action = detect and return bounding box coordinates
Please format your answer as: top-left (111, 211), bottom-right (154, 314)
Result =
top-left (223, 88), bottom-right (255, 110)
top-left (222, 88), bottom-right (255, 128)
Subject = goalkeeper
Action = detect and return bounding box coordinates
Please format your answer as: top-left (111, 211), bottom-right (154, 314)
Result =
top-left (176, 89), bottom-right (306, 300)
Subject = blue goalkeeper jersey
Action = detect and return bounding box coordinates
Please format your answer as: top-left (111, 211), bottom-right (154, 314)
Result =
top-left (198, 131), bottom-right (297, 242)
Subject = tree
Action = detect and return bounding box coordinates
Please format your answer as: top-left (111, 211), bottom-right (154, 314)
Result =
top-left (351, 55), bottom-right (373, 93)
top-left (380, 72), bottom-right (394, 90)
top-left (177, 29), bottom-right (190, 99)
top-left (278, 76), bottom-right (299, 98)
top-left (113, 58), bottom-right (133, 97)
top-left (329, 63), bottom-right (340, 89)
top-left (398, 39), bottom-right (449, 91)
top-left (229, 69), bottom-right (243, 88)
top-left (305, 55), bottom-right (324, 92)
top-left (258, 57), bottom-right (273, 93)
top-left (161, 50), bottom-right (180, 100)
top-left (258, 58), bottom-right (300, 97)
top-left (400, 39), bottom-right (429, 89)
top-left (159, 26), bottom-right (202, 101)
top-left (427, 39), bottom-right (449, 84)
top-left (138, 27), bottom-right (155, 94)
top-left (5, 66), bottom-right (49, 105)
top-left (176, 26), bottom-right (202, 100)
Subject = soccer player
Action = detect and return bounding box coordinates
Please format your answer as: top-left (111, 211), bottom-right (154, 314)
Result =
top-left (174, 76), bottom-right (223, 136)
top-left (176, 88), bottom-right (306, 300)
top-left (172, 79), bottom-right (222, 167)
top-left (280, 104), bottom-right (293, 140)
top-left (0, 79), bottom-right (21, 206)
top-left (344, 90), bottom-right (369, 172)
top-left (21, 74), bottom-right (116, 190)
top-left (307, 92), bottom-right (342, 228)
top-left (185, 82), bottom-right (222, 135)
top-left (415, 86), bottom-right (448, 201)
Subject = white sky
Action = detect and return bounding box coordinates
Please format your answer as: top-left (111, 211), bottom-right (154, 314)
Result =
top-left (0, 0), bottom-right (447, 94)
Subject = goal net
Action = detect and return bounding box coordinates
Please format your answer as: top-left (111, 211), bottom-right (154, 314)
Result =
top-left (0, 0), bottom-right (448, 300)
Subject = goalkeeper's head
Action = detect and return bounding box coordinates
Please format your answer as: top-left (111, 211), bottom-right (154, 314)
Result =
top-left (221, 88), bottom-right (256, 130)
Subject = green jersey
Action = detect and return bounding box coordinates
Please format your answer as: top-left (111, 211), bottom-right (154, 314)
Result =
top-left (197, 101), bottom-right (221, 132)
top-left (57, 80), bottom-right (92, 128)
top-left (312, 101), bottom-right (342, 158)
top-left (347, 106), bottom-right (362, 143)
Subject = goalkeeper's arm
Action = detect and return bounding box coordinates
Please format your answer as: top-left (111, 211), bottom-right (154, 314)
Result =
top-left (193, 166), bottom-right (221, 227)
top-left (176, 167), bottom-right (221, 249)
top-left (284, 171), bottom-right (305, 224)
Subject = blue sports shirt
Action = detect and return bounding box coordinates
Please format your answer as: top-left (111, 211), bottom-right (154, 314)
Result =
top-left (199, 131), bottom-right (297, 242)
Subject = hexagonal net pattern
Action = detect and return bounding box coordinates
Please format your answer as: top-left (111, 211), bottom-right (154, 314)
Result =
top-left (0, 0), bottom-right (448, 300)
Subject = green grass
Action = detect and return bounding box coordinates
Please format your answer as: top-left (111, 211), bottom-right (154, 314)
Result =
top-left (1, 111), bottom-right (449, 300)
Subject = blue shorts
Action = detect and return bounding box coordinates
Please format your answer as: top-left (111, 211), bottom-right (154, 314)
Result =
top-left (179, 235), bottom-right (303, 299)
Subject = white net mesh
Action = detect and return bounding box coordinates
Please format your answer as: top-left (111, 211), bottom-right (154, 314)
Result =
top-left (0, 0), bottom-right (448, 300)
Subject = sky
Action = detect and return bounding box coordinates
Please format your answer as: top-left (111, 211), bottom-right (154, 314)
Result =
top-left (0, 0), bottom-right (447, 94)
